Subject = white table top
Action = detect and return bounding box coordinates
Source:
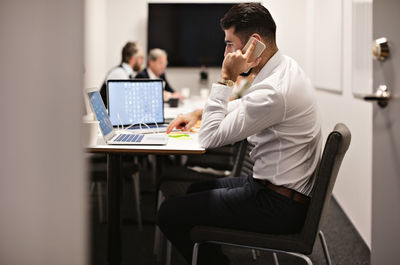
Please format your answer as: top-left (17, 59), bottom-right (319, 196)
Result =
top-left (86, 132), bottom-right (205, 155)
top-left (164, 96), bottom-right (206, 120)
top-left (86, 97), bottom-right (206, 155)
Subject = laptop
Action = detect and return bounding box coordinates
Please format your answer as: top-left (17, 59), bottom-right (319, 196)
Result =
top-left (86, 88), bottom-right (168, 145)
top-left (107, 79), bottom-right (169, 133)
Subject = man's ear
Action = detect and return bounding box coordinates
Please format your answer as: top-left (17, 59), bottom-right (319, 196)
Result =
top-left (251, 33), bottom-right (267, 49)
top-left (251, 33), bottom-right (262, 41)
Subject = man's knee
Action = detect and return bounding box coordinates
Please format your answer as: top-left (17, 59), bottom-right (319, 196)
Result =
top-left (187, 179), bottom-right (214, 194)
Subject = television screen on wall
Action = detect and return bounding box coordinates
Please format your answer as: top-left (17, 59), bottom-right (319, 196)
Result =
top-left (147, 3), bottom-right (234, 67)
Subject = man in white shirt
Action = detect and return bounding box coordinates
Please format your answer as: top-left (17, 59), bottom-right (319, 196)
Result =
top-left (100, 41), bottom-right (144, 106)
top-left (136, 48), bottom-right (183, 101)
top-left (158, 3), bottom-right (322, 265)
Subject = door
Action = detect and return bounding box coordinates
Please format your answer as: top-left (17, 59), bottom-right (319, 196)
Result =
top-left (371, 0), bottom-right (400, 264)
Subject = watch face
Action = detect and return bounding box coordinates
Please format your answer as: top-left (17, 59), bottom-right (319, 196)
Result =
top-left (218, 78), bottom-right (234, 87)
top-left (227, 80), bottom-right (234, 87)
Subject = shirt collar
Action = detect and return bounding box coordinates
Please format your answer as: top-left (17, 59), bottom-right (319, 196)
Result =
top-left (252, 50), bottom-right (283, 86)
top-left (121, 62), bottom-right (134, 76)
top-left (147, 68), bottom-right (158, 79)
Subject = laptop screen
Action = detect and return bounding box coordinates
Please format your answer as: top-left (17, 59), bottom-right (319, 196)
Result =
top-left (88, 91), bottom-right (113, 137)
top-left (107, 79), bottom-right (164, 126)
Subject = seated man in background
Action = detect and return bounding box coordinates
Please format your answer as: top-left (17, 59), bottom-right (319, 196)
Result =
top-left (136, 48), bottom-right (183, 101)
top-left (158, 3), bottom-right (322, 265)
top-left (100, 41), bottom-right (144, 106)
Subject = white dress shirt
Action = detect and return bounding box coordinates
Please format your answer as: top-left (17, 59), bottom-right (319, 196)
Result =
top-left (147, 68), bottom-right (158, 79)
top-left (147, 68), bottom-right (168, 91)
top-left (199, 51), bottom-right (322, 196)
top-left (106, 62), bottom-right (135, 80)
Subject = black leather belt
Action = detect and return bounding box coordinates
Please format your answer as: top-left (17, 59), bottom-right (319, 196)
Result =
top-left (254, 179), bottom-right (310, 204)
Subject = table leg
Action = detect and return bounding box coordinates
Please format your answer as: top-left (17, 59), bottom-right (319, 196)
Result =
top-left (155, 155), bottom-right (168, 186)
top-left (107, 154), bottom-right (121, 265)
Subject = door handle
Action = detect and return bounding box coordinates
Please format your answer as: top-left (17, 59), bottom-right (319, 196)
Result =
top-left (363, 85), bottom-right (391, 108)
top-left (372, 38), bottom-right (390, 61)
top-left (364, 38), bottom-right (392, 108)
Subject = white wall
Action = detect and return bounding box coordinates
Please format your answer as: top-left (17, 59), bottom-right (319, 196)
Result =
top-left (85, 0), bottom-right (372, 248)
top-left (83, 0), bottom-right (310, 91)
top-left (308, 0), bottom-right (372, 247)
top-left (0, 1), bottom-right (87, 264)
top-left (84, 0), bottom-right (107, 89)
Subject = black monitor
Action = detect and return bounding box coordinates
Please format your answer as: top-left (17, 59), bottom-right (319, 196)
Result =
top-left (147, 3), bottom-right (234, 67)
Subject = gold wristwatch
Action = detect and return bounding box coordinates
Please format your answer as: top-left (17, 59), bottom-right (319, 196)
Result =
top-left (217, 78), bottom-right (235, 88)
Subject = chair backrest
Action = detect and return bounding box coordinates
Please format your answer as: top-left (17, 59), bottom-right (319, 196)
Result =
top-left (185, 144), bottom-right (237, 171)
top-left (229, 140), bottom-right (255, 178)
top-left (300, 123), bottom-right (351, 248)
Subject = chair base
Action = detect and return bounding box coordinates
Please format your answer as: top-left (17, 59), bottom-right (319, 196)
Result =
top-left (191, 241), bottom-right (313, 265)
top-left (191, 231), bottom-right (333, 265)
top-left (319, 230), bottom-right (333, 265)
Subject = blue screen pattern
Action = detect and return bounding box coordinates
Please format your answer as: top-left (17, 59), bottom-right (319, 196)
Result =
top-left (88, 91), bottom-right (113, 136)
top-left (108, 81), bottom-right (164, 126)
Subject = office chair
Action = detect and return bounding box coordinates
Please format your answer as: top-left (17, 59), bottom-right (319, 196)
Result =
top-left (190, 123), bottom-right (351, 265)
top-left (88, 154), bottom-right (142, 230)
top-left (184, 144), bottom-right (237, 171)
top-left (154, 141), bottom-right (250, 265)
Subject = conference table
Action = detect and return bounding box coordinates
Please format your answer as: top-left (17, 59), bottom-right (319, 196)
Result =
top-left (164, 95), bottom-right (207, 121)
top-left (86, 131), bottom-right (205, 265)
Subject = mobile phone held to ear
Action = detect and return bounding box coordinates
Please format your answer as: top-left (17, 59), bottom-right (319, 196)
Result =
top-left (242, 36), bottom-right (266, 62)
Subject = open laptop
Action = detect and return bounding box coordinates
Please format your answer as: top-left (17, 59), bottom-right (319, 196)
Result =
top-left (107, 79), bottom-right (169, 133)
top-left (86, 88), bottom-right (168, 145)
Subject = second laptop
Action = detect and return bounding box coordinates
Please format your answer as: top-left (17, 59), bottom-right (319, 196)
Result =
top-left (107, 79), bottom-right (168, 133)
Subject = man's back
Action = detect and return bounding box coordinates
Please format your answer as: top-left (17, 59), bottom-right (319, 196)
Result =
top-left (247, 52), bottom-right (322, 195)
top-left (199, 51), bottom-right (322, 195)
top-left (100, 63), bottom-right (134, 106)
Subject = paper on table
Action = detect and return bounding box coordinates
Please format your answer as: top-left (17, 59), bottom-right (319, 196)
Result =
top-left (168, 132), bottom-right (192, 140)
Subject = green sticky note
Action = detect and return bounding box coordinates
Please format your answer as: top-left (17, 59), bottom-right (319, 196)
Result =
top-left (168, 134), bottom-right (192, 140)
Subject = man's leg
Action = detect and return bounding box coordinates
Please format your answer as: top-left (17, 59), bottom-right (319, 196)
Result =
top-left (156, 175), bottom-right (308, 264)
top-left (187, 175), bottom-right (249, 194)
top-left (156, 175), bottom-right (253, 264)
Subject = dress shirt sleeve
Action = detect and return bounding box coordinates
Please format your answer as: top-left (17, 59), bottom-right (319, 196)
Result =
top-left (198, 83), bottom-right (285, 148)
top-left (227, 97), bottom-right (243, 114)
top-left (107, 68), bottom-right (129, 80)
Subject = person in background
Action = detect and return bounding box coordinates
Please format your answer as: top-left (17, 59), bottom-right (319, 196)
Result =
top-left (158, 3), bottom-right (322, 265)
top-left (100, 41), bottom-right (144, 106)
top-left (136, 48), bottom-right (183, 101)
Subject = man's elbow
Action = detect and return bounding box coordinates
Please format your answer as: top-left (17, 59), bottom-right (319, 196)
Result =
top-left (198, 130), bottom-right (216, 149)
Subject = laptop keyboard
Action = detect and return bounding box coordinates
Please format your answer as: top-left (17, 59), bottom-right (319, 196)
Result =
top-left (115, 134), bottom-right (144, 143)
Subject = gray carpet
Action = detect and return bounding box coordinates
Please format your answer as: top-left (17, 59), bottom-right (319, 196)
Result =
top-left (90, 171), bottom-right (370, 265)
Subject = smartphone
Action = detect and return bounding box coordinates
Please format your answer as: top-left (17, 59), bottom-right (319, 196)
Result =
top-left (242, 36), bottom-right (266, 62)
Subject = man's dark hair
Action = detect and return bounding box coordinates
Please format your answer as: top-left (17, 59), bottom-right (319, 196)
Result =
top-left (220, 3), bottom-right (276, 45)
top-left (121, 42), bottom-right (138, 64)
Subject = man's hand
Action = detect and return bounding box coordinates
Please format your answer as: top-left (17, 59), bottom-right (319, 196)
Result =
top-left (166, 109), bottom-right (203, 134)
top-left (164, 91), bottom-right (185, 101)
top-left (221, 38), bottom-right (262, 82)
top-left (171, 92), bottom-right (184, 100)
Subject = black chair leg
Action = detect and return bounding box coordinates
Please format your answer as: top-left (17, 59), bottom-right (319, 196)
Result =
top-left (191, 242), bottom-right (201, 265)
top-left (273, 252), bottom-right (280, 265)
top-left (251, 249), bottom-right (257, 260)
top-left (319, 230), bottom-right (333, 265)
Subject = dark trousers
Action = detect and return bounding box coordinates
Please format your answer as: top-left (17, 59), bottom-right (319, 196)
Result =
top-left (156, 174), bottom-right (309, 265)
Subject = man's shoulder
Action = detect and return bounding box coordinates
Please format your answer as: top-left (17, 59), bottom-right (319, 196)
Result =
top-left (107, 66), bottom-right (127, 79)
top-left (135, 69), bottom-right (149, 78)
